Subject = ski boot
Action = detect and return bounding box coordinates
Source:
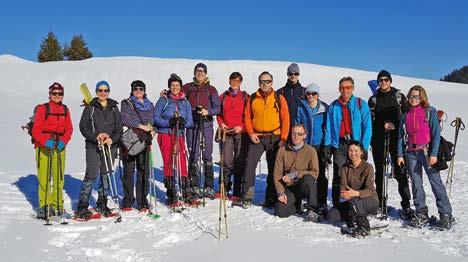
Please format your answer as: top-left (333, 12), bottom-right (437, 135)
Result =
top-left (408, 212), bottom-right (429, 228)
top-left (75, 208), bottom-right (95, 220)
top-left (433, 214), bottom-right (455, 230)
top-left (304, 209), bottom-right (320, 223)
top-left (400, 207), bottom-right (415, 221)
top-left (96, 206), bottom-right (114, 218)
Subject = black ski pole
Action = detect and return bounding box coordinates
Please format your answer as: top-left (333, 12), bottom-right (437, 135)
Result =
top-left (56, 145), bottom-right (70, 224)
top-left (198, 116), bottom-right (206, 207)
top-left (381, 130), bottom-right (390, 220)
top-left (446, 117), bottom-right (465, 197)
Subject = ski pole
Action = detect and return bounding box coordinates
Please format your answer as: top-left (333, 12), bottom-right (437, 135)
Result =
top-left (198, 117), bottom-right (206, 207)
top-left (56, 146), bottom-right (70, 224)
top-left (218, 128), bottom-right (228, 241)
top-left (100, 142), bottom-right (122, 222)
top-left (44, 147), bottom-right (53, 226)
top-left (446, 117), bottom-right (465, 197)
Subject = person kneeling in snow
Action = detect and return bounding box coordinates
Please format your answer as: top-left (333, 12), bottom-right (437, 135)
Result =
top-left (326, 141), bottom-right (378, 237)
top-left (273, 124), bottom-right (320, 221)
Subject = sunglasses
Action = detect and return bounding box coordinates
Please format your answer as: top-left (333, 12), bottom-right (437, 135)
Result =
top-left (50, 91), bottom-right (64, 96)
top-left (378, 78), bottom-right (390, 83)
top-left (339, 85), bottom-right (354, 90)
top-left (195, 69), bottom-right (206, 73)
top-left (259, 80), bottom-right (272, 85)
top-left (408, 95), bottom-right (420, 100)
top-left (306, 92), bottom-right (318, 96)
top-left (288, 72), bottom-right (300, 76)
top-left (97, 88), bottom-right (109, 93)
top-left (291, 132), bottom-right (305, 137)
top-left (133, 87), bottom-right (145, 91)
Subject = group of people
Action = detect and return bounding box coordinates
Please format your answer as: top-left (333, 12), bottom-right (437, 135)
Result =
top-left (30, 62), bottom-right (454, 236)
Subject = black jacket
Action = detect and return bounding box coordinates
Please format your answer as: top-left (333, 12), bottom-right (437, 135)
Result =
top-left (277, 80), bottom-right (306, 126)
top-left (368, 87), bottom-right (409, 141)
top-left (79, 98), bottom-right (123, 149)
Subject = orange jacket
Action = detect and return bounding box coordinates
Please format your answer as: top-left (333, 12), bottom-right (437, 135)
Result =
top-left (244, 90), bottom-right (290, 141)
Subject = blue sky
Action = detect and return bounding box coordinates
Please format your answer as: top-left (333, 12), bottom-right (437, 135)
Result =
top-left (1, 0), bottom-right (467, 80)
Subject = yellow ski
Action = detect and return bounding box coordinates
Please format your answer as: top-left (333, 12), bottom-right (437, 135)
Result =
top-left (80, 83), bottom-right (92, 106)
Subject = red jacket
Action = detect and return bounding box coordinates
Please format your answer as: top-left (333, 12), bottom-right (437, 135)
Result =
top-left (32, 101), bottom-right (73, 148)
top-left (216, 89), bottom-right (249, 132)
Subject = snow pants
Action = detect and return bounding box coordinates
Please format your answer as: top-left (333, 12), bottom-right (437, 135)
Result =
top-left (35, 148), bottom-right (66, 210)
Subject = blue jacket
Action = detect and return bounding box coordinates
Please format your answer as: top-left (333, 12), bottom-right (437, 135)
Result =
top-left (153, 96), bottom-right (194, 135)
top-left (326, 96), bottom-right (372, 150)
top-left (397, 106), bottom-right (440, 157)
top-left (295, 99), bottom-right (330, 146)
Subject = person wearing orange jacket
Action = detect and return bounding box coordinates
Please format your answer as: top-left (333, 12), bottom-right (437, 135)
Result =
top-left (216, 72), bottom-right (250, 199)
top-left (235, 71), bottom-right (290, 208)
top-left (31, 82), bottom-right (73, 219)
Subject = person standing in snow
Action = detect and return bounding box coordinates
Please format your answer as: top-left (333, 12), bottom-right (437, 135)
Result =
top-left (326, 77), bottom-right (372, 208)
top-left (76, 81), bottom-right (122, 219)
top-left (277, 63), bottom-right (306, 129)
top-left (235, 71), bottom-right (290, 208)
top-left (397, 85), bottom-right (453, 229)
top-left (368, 70), bottom-right (413, 219)
top-left (273, 124), bottom-right (320, 221)
top-left (327, 141), bottom-right (379, 237)
top-left (183, 63), bottom-right (221, 200)
top-left (295, 83), bottom-right (331, 214)
top-left (121, 80), bottom-right (156, 211)
top-left (154, 74), bottom-right (194, 206)
top-left (216, 72), bottom-right (250, 199)
top-left (32, 82), bottom-right (73, 219)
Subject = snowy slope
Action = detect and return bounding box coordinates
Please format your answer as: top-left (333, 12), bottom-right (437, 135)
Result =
top-left (0, 55), bottom-right (467, 261)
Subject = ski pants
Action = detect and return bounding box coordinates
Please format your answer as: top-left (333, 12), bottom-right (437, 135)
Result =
top-left (242, 134), bottom-right (280, 203)
top-left (372, 132), bottom-right (411, 209)
top-left (157, 133), bottom-right (188, 178)
top-left (332, 139), bottom-right (349, 207)
top-left (274, 175), bottom-right (318, 218)
top-left (77, 147), bottom-right (117, 210)
top-left (406, 150), bottom-right (452, 216)
top-left (313, 145), bottom-right (329, 207)
top-left (327, 196), bottom-right (379, 224)
top-left (35, 148), bottom-right (66, 210)
top-left (122, 147), bottom-right (150, 209)
top-left (186, 125), bottom-right (214, 189)
top-left (219, 133), bottom-right (248, 196)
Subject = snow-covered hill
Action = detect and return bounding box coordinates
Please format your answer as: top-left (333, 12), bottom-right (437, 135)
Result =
top-left (0, 55), bottom-right (467, 262)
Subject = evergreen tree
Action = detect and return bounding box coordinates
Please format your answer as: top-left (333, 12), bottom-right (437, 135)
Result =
top-left (63, 35), bottom-right (93, 61)
top-left (37, 32), bottom-right (64, 62)
top-left (441, 66), bottom-right (468, 84)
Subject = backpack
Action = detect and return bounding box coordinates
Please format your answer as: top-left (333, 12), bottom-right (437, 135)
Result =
top-left (23, 103), bottom-right (68, 144)
top-left (431, 136), bottom-right (454, 171)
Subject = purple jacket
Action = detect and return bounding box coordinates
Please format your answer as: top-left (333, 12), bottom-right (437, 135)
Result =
top-left (182, 80), bottom-right (221, 127)
top-left (121, 98), bottom-right (155, 128)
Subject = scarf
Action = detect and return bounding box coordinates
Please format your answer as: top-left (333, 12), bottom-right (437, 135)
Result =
top-left (130, 96), bottom-right (152, 111)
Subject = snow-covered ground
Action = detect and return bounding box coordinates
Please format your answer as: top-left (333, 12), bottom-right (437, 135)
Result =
top-left (0, 55), bottom-right (467, 261)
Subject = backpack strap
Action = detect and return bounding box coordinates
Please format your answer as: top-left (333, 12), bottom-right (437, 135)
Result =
top-left (90, 106), bottom-right (96, 134)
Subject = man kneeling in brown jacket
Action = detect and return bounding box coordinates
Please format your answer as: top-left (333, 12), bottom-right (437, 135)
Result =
top-left (273, 124), bottom-right (320, 221)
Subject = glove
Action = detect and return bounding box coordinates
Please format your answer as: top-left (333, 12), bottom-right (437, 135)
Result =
top-left (44, 139), bottom-right (56, 149)
top-left (177, 116), bottom-right (186, 128)
top-left (57, 140), bottom-right (66, 151)
top-left (169, 117), bottom-right (178, 127)
top-left (323, 146), bottom-right (332, 164)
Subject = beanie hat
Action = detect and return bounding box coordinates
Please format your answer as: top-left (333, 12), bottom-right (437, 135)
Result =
top-left (305, 83), bottom-right (320, 94)
top-left (131, 80), bottom-right (146, 92)
top-left (287, 63), bottom-right (300, 75)
top-left (95, 80), bottom-right (110, 92)
top-left (168, 73), bottom-right (183, 88)
top-left (377, 70), bottom-right (392, 83)
top-left (194, 63), bottom-right (207, 74)
top-left (49, 82), bottom-right (64, 92)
